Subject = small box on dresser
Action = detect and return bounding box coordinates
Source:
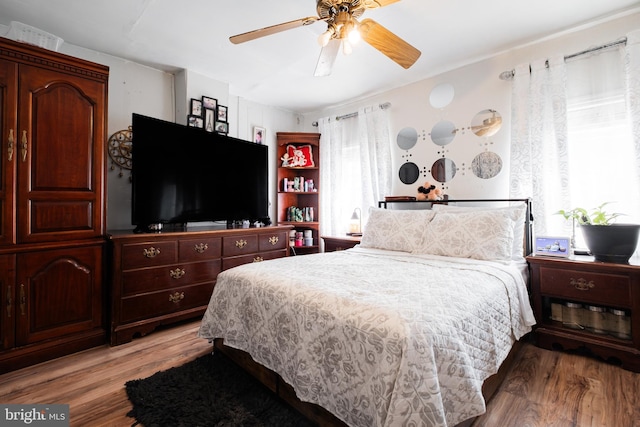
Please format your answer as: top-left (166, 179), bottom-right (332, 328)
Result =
top-left (108, 226), bottom-right (291, 345)
top-left (526, 254), bottom-right (640, 372)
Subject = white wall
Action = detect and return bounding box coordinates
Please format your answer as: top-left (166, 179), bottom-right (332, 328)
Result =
top-left (301, 12), bottom-right (640, 204)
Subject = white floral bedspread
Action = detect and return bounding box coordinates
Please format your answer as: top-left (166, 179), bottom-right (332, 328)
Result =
top-left (198, 247), bottom-right (536, 427)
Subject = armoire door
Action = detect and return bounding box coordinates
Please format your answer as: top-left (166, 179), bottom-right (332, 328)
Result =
top-left (0, 59), bottom-right (17, 246)
top-left (15, 245), bottom-right (103, 346)
top-left (16, 64), bottom-right (106, 244)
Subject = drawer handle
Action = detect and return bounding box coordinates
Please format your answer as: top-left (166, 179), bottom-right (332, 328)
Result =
top-left (253, 256), bottom-right (264, 263)
top-left (7, 129), bottom-right (14, 162)
top-left (570, 278), bottom-right (595, 291)
top-left (194, 243), bottom-right (209, 253)
top-left (169, 291), bottom-right (185, 303)
top-left (170, 268), bottom-right (186, 279)
top-left (6, 286), bottom-right (12, 318)
top-left (235, 239), bottom-right (247, 249)
top-left (268, 236), bottom-right (279, 245)
top-left (143, 247), bottom-right (161, 258)
top-left (19, 284), bottom-right (26, 316)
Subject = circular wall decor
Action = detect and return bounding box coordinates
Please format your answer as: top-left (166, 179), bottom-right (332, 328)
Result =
top-left (430, 120), bottom-right (457, 146)
top-left (397, 127), bottom-right (418, 150)
top-left (399, 162), bottom-right (420, 184)
top-left (429, 83), bottom-right (455, 109)
top-left (431, 158), bottom-right (457, 183)
top-left (470, 109), bottom-right (502, 137)
top-left (471, 151), bottom-right (503, 179)
top-left (108, 126), bottom-right (133, 179)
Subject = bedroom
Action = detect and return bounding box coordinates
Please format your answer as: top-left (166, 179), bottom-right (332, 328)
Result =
top-left (0, 1), bottom-right (639, 426)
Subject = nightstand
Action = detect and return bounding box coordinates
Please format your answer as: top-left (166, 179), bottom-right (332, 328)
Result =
top-left (527, 255), bottom-right (640, 372)
top-left (322, 235), bottom-right (361, 252)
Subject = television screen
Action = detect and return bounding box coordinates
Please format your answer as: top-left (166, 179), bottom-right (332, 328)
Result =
top-left (131, 113), bottom-right (269, 231)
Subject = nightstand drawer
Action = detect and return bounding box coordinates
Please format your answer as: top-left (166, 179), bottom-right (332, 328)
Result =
top-left (539, 266), bottom-right (631, 308)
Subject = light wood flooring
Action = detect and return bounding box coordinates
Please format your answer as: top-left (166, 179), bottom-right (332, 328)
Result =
top-left (1, 320), bottom-right (638, 427)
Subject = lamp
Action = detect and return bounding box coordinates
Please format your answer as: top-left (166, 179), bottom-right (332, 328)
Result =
top-left (347, 208), bottom-right (362, 236)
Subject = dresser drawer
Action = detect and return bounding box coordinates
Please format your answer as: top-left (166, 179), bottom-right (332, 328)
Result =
top-left (121, 241), bottom-right (177, 270)
top-left (122, 260), bottom-right (221, 296)
top-left (258, 231), bottom-right (288, 252)
top-left (222, 249), bottom-right (287, 270)
top-left (179, 237), bottom-right (222, 262)
top-left (222, 234), bottom-right (259, 257)
top-left (120, 281), bottom-right (215, 323)
top-left (539, 266), bottom-right (631, 308)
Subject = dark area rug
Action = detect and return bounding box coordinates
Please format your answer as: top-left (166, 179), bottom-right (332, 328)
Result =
top-left (125, 352), bottom-right (314, 427)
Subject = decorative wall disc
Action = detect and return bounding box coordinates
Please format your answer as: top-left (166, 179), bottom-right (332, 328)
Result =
top-left (108, 126), bottom-right (133, 179)
top-left (471, 151), bottom-right (502, 179)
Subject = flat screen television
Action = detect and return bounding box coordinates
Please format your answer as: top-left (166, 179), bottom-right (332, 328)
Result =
top-left (131, 113), bottom-right (269, 232)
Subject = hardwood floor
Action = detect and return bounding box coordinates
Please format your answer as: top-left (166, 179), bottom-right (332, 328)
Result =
top-left (1, 321), bottom-right (638, 427)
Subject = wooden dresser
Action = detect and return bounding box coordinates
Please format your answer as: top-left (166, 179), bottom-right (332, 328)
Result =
top-left (108, 226), bottom-right (291, 345)
top-left (527, 255), bottom-right (640, 371)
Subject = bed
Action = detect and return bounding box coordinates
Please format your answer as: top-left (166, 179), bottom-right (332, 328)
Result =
top-left (198, 199), bottom-right (536, 427)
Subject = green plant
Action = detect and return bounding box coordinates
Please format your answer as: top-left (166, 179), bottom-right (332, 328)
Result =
top-left (556, 202), bottom-right (623, 225)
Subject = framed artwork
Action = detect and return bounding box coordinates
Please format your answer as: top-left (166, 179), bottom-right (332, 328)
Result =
top-left (217, 105), bottom-right (228, 122)
top-left (204, 108), bottom-right (215, 132)
top-left (190, 98), bottom-right (202, 116)
top-left (253, 126), bottom-right (265, 144)
top-left (215, 121), bottom-right (228, 134)
top-left (188, 115), bottom-right (203, 128)
top-left (202, 96), bottom-right (217, 110)
top-left (534, 236), bottom-right (570, 257)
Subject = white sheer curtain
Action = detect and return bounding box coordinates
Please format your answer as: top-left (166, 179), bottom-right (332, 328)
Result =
top-left (318, 105), bottom-right (392, 236)
top-left (510, 31), bottom-right (640, 254)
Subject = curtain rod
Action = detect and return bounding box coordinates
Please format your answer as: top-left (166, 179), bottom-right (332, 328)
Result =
top-left (311, 102), bottom-right (391, 127)
top-left (498, 37), bottom-right (628, 80)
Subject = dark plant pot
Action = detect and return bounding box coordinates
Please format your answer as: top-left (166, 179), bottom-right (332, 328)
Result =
top-left (581, 223), bottom-right (640, 264)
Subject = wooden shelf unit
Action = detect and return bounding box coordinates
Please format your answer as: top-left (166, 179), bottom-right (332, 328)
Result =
top-left (276, 132), bottom-right (321, 254)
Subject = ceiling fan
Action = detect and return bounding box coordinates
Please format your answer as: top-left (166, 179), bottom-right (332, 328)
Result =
top-left (229, 0), bottom-right (421, 76)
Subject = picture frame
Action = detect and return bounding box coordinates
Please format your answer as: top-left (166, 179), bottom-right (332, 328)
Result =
top-left (217, 105), bottom-right (228, 122)
top-left (187, 115), bottom-right (203, 128)
top-left (253, 126), bottom-right (265, 144)
top-left (534, 236), bottom-right (571, 257)
top-left (204, 108), bottom-right (215, 132)
top-left (190, 98), bottom-right (202, 116)
top-left (215, 121), bottom-right (228, 134)
top-left (202, 96), bottom-right (217, 110)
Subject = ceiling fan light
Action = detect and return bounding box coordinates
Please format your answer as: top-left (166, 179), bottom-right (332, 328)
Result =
top-left (318, 27), bottom-right (334, 47)
top-left (348, 26), bottom-right (361, 44)
top-left (343, 40), bottom-right (353, 55)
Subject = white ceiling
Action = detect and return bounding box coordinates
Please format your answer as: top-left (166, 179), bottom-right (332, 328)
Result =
top-left (1, 0), bottom-right (639, 113)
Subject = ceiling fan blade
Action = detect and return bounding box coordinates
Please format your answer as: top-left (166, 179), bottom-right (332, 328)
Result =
top-left (358, 18), bottom-right (421, 69)
top-left (363, 0), bottom-right (402, 9)
top-left (230, 16), bottom-right (321, 44)
top-left (314, 38), bottom-right (341, 76)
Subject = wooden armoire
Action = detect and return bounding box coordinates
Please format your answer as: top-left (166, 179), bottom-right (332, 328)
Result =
top-left (0, 37), bottom-right (108, 373)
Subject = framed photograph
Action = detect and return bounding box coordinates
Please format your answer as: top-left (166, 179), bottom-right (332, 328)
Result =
top-left (253, 126), bottom-right (265, 144)
top-left (202, 96), bottom-right (217, 110)
top-left (187, 115), bottom-right (203, 128)
top-left (215, 121), bottom-right (228, 134)
top-left (190, 98), bottom-right (202, 116)
top-left (534, 236), bottom-right (570, 257)
top-left (217, 105), bottom-right (228, 122)
top-left (204, 108), bottom-right (215, 132)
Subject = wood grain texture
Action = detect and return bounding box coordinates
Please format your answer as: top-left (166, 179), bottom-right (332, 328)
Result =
top-left (1, 322), bottom-right (638, 427)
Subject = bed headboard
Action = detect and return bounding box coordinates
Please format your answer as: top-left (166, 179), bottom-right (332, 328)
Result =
top-left (377, 198), bottom-right (534, 256)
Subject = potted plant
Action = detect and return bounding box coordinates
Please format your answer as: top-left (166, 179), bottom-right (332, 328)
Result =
top-left (556, 203), bottom-right (640, 263)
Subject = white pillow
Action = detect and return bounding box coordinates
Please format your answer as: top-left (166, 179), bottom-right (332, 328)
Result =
top-left (431, 203), bottom-right (527, 259)
top-left (415, 210), bottom-right (515, 261)
top-left (360, 208), bottom-right (436, 253)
